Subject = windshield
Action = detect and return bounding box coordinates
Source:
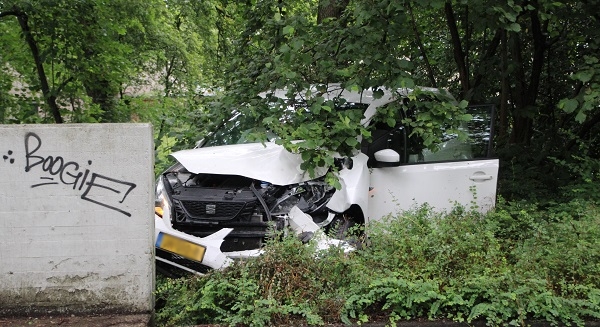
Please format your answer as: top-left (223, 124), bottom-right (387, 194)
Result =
top-left (202, 101), bottom-right (369, 148)
top-left (202, 113), bottom-right (271, 147)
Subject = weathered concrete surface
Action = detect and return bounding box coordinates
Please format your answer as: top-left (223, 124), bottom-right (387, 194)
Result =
top-left (0, 314), bottom-right (152, 327)
top-left (0, 124), bottom-right (154, 316)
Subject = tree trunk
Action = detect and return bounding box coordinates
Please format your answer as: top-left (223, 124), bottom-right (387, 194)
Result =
top-left (508, 32), bottom-right (531, 144)
top-left (444, 4), bottom-right (502, 102)
top-left (407, 2), bottom-right (436, 87)
top-left (499, 30), bottom-right (509, 140)
top-left (75, 1), bottom-right (119, 122)
top-left (317, 0), bottom-right (349, 24)
top-left (8, 9), bottom-right (63, 123)
top-left (84, 79), bottom-right (118, 121)
top-left (444, 2), bottom-right (469, 98)
top-left (508, 5), bottom-right (546, 145)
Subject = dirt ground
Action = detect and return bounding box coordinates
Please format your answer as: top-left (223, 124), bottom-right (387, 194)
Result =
top-left (0, 314), bottom-right (152, 327)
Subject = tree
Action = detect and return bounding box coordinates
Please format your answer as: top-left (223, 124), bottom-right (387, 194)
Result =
top-left (1, 4), bottom-right (63, 122)
top-left (317, 0), bottom-right (348, 23)
top-left (3, 0), bottom-right (599, 193)
top-left (0, 0), bottom-right (169, 122)
top-left (209, 0), bottom-right (472, 182)
top-left (414, 0), bottom-right (600, 146)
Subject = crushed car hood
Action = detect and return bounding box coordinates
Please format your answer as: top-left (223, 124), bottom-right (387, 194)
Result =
top-left (172, 142), bottom-right (328, 186)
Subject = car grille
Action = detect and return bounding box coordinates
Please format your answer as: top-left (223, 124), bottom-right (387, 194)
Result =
top-left (174, 199), bottom-right (256, 221)
top-left (174, 223), bottom-right (269, 252)
top-left (172, 187), bottom-right (258, 222)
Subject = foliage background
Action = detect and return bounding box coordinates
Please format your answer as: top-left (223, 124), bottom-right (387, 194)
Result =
top-left (2, 0), bottom-right (599, 184)
top-left (2, 0), bottom-right (600, 324)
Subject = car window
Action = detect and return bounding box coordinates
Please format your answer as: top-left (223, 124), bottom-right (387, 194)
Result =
top-left (361, 102), bottom-right (495, 166)
top-left (202, 113), bottom-right (274, 147)
top-left (464, 104), bottom-right (495, 158)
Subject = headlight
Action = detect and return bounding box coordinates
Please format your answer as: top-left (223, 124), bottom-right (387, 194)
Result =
top-left (155, 176), bottom-right (171, 218)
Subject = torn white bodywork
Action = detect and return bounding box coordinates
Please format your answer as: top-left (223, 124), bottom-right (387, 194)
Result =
top-left (287, 207), bottom-right (354, 253)
top-left (154, 215), bottom-right (233, 273)
top-left (173, 142), bottom-right (328, 186)
top-left (288, 206), bottom-right (320, 233)
top-left (326, 153), bottom-right (370, 215)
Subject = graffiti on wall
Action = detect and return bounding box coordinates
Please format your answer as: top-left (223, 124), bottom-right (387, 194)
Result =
top-left (1, 132), bottom-right (137, 217)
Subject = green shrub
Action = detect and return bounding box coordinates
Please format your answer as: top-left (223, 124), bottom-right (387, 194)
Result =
top-left (156, 203), bottom-right (600, 326)
top-left (354, 206), bottom-right (507, 280)
top-left (342, 204), bottom-right (600, 326)
top-left (155, 230), bottom-right (354, 326)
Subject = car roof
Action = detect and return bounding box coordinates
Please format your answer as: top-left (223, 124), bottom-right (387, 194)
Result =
top-left (261, 83), bottom-right (453, 125)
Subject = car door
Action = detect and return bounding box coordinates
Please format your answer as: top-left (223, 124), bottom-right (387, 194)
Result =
top-left (365, 104), bottom-right (499, 222)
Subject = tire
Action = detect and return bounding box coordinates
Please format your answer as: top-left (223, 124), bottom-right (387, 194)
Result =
top-left (328, 214), bottom-right (364, 247)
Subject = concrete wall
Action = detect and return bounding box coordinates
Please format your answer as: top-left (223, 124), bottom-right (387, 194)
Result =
top-left (0, 124), bottom-right (154, 315)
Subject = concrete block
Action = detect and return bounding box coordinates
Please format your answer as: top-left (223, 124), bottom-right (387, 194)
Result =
top-left (0, 124), bottom-right (154, 315)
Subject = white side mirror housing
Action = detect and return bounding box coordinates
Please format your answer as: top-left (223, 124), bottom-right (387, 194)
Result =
top-left (374, 149), bottom-right (400, 163)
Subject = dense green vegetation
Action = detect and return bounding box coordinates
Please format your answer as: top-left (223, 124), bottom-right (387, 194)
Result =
top-left (2, 0), bottom-right (599, 325)
top-left (2, 0), bottom-right (599, 181)
top-left (155, 202), bottom-right (600, 326)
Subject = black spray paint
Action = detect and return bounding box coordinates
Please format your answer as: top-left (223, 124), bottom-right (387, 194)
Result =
top-left (22, 132), bottom-right (137, 217)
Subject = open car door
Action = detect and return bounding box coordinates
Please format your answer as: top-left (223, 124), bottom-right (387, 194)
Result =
top-left (365, 104), bottom-right (498, 221)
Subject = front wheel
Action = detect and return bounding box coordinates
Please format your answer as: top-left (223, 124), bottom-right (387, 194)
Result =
top-left (328, 213), bottom-right (364, 247)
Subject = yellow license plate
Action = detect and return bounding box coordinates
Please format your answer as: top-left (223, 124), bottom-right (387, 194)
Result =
top-left (156, 232), bottom-right (206, 263)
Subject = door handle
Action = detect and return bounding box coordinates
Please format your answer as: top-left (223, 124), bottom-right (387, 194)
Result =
top-left (469, 174), bottom-right (493, 181)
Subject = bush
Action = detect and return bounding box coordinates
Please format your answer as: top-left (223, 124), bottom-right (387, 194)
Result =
top-left (155, 230), bottom-right (354, 326)
top-left (155, 203), bottom-right (600, 326)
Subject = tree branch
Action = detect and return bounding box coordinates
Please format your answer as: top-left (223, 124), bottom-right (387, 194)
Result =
top-left (0, 10), bottom-right (20, 18)
top-left (55, 77), bottom-right (74, 95)
top-left (470, 28), bottom-right (502, 98)
top-left (407, 2), bottom-right (436, 87)
top-left (527, 4), bottom-right (546, 105)
top-left (445, 1), bottom-right (469, 96)
top-left (566, 111), bottom-right (600, 151)
top-left (13, 7), bottom-right (63, 123)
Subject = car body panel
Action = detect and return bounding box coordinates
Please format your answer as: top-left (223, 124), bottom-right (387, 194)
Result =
top-left (367, 158), bottom-right (499, 221)
top-left (326, 153), bottom-right (370, 216)
top-left (154, 214), bottom-right (233, 271)
top-left (172, 142), bottom-right (328, 186)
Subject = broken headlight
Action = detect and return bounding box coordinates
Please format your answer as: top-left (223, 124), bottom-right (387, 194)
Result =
top-left (155, 175), bottom-right (171, 218)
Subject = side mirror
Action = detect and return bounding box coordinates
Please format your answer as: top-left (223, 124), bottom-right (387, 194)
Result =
top-left (374, 149), bottom-right (401, 167)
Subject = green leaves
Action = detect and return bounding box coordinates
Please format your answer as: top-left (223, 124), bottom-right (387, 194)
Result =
top-left (374, 89), bottom-right (472, 152)
top-left (282, 25), bottom-right (295, 35)
top-left (573, 70), bottom-right (594, 83)
top-left (559, 98), bottom-right (578, 114)
top-left (506, 22), bottom-right (521, 32)
top-left (156, 201), bottom-right (600, 326)
top-left (558, 53), bottom-right (600, 124)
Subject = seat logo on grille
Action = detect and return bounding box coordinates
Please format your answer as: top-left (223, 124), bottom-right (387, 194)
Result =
top-left (206, 204), bottom-right (216, 215)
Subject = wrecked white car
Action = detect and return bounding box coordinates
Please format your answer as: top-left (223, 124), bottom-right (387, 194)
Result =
top-left (154, 85), bottom-right (499, 275)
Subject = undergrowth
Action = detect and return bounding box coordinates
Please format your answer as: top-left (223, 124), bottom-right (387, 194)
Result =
top-left (155, 201), bottom-right (600, 326)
